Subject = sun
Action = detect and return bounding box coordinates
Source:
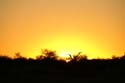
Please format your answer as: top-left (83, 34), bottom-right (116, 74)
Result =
top-left (58, 51), bottom-right (73, 58)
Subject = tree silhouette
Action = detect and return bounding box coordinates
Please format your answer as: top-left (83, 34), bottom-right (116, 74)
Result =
top-left (36, 49), bottom-right (58, 60)
top-left (15, 52), bottom-right (24, 58)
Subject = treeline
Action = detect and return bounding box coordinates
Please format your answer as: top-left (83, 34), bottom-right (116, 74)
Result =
top-left (0, 49), bottom-right (125, 61)
top-left (0, 50), bottom-right (125, 82)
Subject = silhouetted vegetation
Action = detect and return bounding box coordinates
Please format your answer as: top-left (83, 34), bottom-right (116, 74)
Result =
top-left (0, 50), bottom-right (125, 82)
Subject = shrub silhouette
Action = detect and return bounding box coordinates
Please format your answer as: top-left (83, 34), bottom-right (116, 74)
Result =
top-left (14, 52), bottom-right (25, 59)
top-left (36, 55), bottom-right (44, 60)
top-left (0, 55), bottom-right (11, 61)
top-left (119, 53), bottom-right (125, 60)
top-left (112, 54), bottom-right (125, 60)
top-left (68, 52), bottom-right (88, 62)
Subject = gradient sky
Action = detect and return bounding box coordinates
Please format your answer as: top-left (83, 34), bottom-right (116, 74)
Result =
top-left (0, 0), bottom-right (125, 59)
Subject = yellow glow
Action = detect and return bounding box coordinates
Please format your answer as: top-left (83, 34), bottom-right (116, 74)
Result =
top-left (39, 36), bottom-right (112, 59)
top-left (0, 0), bottom-right (124, 59)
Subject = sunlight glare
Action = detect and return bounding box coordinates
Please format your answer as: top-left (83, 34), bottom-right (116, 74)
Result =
top-left (59, 51), bottom-right (73, 58)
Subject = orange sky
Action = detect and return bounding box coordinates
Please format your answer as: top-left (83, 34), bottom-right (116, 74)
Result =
top-left (0, 0), bottom-right (125, 59)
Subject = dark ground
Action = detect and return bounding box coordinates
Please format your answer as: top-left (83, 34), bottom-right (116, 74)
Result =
top-left (0, 57), bottom-right (125, 83)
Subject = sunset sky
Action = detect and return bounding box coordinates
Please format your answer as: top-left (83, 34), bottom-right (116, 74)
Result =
top-left (0, 0), bottom-right (125, 59)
